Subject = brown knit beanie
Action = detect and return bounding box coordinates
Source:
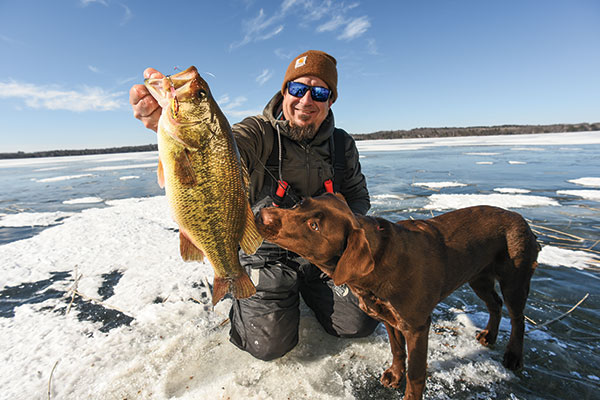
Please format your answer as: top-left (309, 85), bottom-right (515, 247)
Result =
top-left (281, 50), bottom-right (338, 102)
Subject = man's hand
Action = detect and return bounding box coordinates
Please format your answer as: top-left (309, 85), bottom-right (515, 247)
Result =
top-left (129, 68), bottom-right (163, 132)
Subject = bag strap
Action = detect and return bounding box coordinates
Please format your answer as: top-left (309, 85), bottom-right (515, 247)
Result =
top-left (332, 128), bottom-right (346, 193)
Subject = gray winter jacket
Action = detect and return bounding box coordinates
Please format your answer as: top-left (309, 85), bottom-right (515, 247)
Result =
top-left (232, 92), bottom-right (370, 215)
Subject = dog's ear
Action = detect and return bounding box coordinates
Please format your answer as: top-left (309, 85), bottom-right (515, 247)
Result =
top-left (332, 227), bottom-right (374, 285)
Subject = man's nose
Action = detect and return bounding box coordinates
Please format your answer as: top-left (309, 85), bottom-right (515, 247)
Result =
top-left (298, 90), bottom-right (314, 104)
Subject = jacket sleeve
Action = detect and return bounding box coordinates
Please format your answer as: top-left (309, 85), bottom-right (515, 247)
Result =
top-left (339, 131), bottom-right (370, 215)
top-left (231, 116), bottom-right (270, 174)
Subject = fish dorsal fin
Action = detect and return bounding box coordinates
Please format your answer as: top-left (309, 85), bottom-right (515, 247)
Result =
top-left (179, 229), bottom-right (204, 262)
top-left (157, 157), bottom-right (165, 188)
top-left (239, 201), bottom-right (263, 255)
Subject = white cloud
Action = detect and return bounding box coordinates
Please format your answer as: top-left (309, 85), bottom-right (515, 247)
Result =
top-left (255, 69), bottom-right (273, 86)
top-left (218, 94), bottom-right (261, 119)
top-left (338, 16), bottom-right (370, 40)
top-left (317, 15), bottom-right (347, 33)
top-left (88, 65), bottom-right (101, 73)
top-left (80, 0), bottom-right (108, 6)
top-left (119, 3), bottom-right (132, 25)
top-left (0, 80), bottom-right (125, 112)
top-left (231, 1), bottom-right (371, 48)
top-left (366, 38), bottom-right (379, 55)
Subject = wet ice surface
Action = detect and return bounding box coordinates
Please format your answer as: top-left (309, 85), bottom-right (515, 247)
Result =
top-left (1, 132), bottom-right (599, 399)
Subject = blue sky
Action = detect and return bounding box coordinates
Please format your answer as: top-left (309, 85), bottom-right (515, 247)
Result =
top-left (1, 0), bottom-right (599, 152)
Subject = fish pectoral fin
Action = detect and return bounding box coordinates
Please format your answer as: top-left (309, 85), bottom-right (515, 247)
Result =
top-left (179, 230), bottom-right (204, 262)
top-left (157, 157), bottom-right (165, 188)
top-left (212, 273), bottom-right (256, 305)
top-left (239, 201), bottom-right (263, 255)
top-left (174, 148), bottom-right (197, 187)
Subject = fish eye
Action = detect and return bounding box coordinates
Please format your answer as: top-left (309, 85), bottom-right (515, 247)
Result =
top-left (196, 89), bottom-right (207, 98)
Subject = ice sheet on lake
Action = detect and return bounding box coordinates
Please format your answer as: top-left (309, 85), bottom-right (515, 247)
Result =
top-left (412, 181), bottom-right (467, 189)
top-left (557, 190), bottom-right (600, 202)
top-left (0, 211), bottom-right (75, 227)
top-left (119, 175), bottom-right (140, 180)
top-left (85, 163), bottom-right (156, 171)
top-left (494, 188), bottom-right (531, 194)
top-left (539, 246), bottom-right (600, 271)
top-left (356, 131), bottom-right (600, 152)
top-left (62, 197), bottom-right (104, 205)
top-left (425, 193), bottom-right (559, 210)
top-left (0, 195), bottom-right (597, 399)
top-left (568, 177), bottom-right (600, 188)
top-left (34, 174), bottom-right (94, 183)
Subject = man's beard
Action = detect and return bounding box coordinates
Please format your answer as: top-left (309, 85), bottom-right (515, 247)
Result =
top-left (287, 122), bottom-right (317, 141)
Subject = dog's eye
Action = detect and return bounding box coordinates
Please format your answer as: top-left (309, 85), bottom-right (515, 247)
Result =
top-left (309, 221), bottom-right (319, 231)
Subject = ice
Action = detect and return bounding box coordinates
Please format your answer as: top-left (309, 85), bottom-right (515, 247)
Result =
top-left (85, 162), bottom-right (156, 171)
top-left (0, 195), bottom-right (551, 400)
top-left (538, 245), bottom-right (600, 271)
top-left (119, 175), bottom-right (140, 180)
top-left (0, 211), bottom-right (74, 227)
top-left (568, 177), bottom-right (600, 187)
top-left (412, 181), bottom-right (467, 189)
top-left (356, 131), bottom-right (600, 152)
top-left (557, 190), bottom-right (600, 201)
top-left (33, 173), bottom-right (95, 183)
top-left (494, 188), bottom-right (531, 194)
top-left (424, 193), bottom-right (559, 210)
top-left (62, 197), bottom-right (104, 205)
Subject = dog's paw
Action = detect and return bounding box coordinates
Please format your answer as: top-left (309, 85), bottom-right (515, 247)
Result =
top-left (476, 329), bottom-right (497, 346)
top-left (380, 366), bottom-right (405, 388)
top-left (503, 350), bottom-right (523, 371)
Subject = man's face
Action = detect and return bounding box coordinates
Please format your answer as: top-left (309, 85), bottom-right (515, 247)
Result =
top-left (282, 75), bottom-right (333, 136)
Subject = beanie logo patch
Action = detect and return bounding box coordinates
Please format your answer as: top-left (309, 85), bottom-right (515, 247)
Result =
top-left (295, 56), bottom-right (307, 69)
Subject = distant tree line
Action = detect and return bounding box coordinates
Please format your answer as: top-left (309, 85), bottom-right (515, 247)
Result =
top-left (2, 122), bottom-right (599, 159)
top-left (351, 122), bottom-right (600, 140)
top-left (0, 144), bottom-right (158, 159)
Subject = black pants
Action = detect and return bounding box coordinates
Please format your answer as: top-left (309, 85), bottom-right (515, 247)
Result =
top-left (229, 248), bottom-right (379, 361)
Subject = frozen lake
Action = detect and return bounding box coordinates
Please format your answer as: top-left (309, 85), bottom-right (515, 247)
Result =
top-left (1, 131), bottom-right (599, 399)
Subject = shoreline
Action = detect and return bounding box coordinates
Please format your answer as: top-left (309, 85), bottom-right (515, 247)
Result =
top-left (2, 123), bottom-right (599, 159)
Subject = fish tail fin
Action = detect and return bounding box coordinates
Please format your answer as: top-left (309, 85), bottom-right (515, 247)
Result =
top-left (212, 273), bottom-right (256, 305)
top-left (239, 202), bottom-right (263, 255)
top-left (179, 230), bottom-right (204, 262)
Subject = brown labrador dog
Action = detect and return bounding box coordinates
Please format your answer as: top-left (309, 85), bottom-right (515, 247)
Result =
top-left (257, 193), bottom-right (539, 400)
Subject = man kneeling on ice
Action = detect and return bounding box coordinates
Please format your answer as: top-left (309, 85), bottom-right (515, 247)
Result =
top-left (130, 50), bottom-right (378, 360)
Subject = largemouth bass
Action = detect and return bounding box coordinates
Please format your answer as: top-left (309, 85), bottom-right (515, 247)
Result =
top-left (144, 66), bottom-right (262, 305)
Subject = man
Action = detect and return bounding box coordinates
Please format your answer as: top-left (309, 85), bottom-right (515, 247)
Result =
top-left (130, 50), bottom-right (378, 360)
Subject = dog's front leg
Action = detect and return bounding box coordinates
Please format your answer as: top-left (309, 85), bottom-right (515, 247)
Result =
top-left (380, 322), bottom-right (406, 388)
top-left (402, 318), bottom-right (431, 400)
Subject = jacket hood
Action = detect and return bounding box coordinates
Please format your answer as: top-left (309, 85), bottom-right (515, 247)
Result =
top-left (262, 91), bottom-right (335, 147)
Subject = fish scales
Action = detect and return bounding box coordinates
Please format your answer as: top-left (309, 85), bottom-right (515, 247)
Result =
top-left (145, 66), bottom-right (262, 304)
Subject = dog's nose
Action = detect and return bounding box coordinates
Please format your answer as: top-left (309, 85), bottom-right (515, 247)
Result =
top-left (259, 208), bottom-right (276, 226)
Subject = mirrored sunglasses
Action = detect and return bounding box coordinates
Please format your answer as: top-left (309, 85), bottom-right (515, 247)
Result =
top-left (286, 81), bottom-right (331, 102)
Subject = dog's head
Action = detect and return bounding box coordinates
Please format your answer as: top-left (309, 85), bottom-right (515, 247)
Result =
top-left (257, 193), bottom-right (374, 285)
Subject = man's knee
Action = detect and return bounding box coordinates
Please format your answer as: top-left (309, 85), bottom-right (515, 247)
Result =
top-left (229, 301), bottom-right (300, 360)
